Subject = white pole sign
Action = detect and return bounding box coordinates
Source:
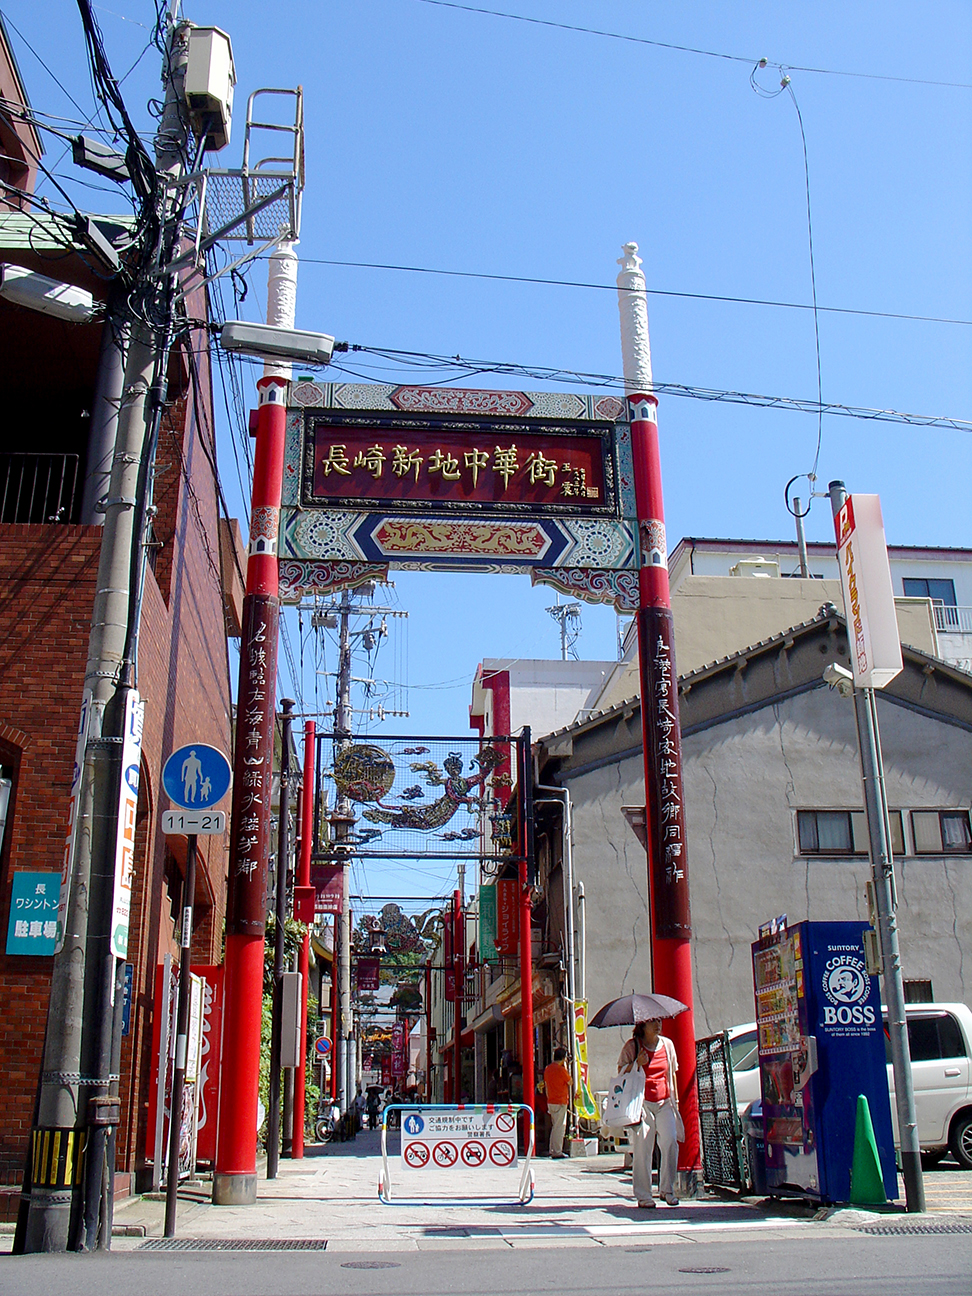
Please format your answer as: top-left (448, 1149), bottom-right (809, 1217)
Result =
top-left (834, 494), bottom-right (902, 690)
top-left (112, 690), bottom-right (145, 959)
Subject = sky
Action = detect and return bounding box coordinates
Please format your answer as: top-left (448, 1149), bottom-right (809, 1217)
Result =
top-left (10, 1), bottom-right (972, 905)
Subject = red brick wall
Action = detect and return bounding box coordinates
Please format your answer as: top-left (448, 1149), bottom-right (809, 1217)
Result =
top-left (0, 328), bottom-right (234, 1183)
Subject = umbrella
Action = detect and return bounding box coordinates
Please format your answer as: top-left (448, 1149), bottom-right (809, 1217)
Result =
top-left (589, 991), bottom-right (687, 1028)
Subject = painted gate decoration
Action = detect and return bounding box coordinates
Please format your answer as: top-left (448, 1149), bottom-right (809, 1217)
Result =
top-left (277, 383), bottom-right (639, 610)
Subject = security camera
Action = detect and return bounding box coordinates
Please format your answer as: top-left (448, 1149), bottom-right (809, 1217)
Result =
top-left (823, 661), bottom-right (854, 697)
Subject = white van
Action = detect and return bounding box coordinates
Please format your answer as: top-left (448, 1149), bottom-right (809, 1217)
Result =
top-left (723, 1002), bottom-right (972, 1169)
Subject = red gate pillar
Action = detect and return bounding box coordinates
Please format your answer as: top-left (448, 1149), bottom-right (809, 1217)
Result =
top-left (213, 373), bottom-right (288, 1205)
top-left (292, 720), bottom-right (315, 1158)
top-left (618, 243), bottom-right (701, 1178)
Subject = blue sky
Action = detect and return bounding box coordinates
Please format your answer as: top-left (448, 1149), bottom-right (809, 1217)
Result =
top-left (12, 1), bottom-right (972, 901)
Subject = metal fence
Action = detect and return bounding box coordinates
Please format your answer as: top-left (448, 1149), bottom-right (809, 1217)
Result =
top-left (695, 1031), bottom-right (748, 1191)
top-left (0, 452), bottom-right (80, 524)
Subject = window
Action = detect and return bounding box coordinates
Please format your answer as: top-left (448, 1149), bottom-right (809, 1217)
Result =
top-left (729, 1030), bottom-right (758, 1072)
top-left (911, 810), bottom-right (972, 854)
top-left (797, 810), bottom-right (904, 857)
top-left (902, 577), bottom-right (957, 606)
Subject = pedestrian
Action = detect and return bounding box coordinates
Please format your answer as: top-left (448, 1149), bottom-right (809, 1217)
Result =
top-left (366, 1088), bottom-right (380, 1130)
top-left (543, 1046), bottom-right (572, 1159)
top-left (617, 1018), bottom-right (680, 1208)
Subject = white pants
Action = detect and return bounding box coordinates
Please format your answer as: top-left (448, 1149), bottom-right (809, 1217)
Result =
top-left (548, 1103), bottom-right (568, 1156)
top-left (630, 1099), bottom-right (678, 1202)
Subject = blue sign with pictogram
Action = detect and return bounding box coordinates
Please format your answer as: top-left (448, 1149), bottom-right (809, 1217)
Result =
top-left (6, 872), bottom-right (60, 956)
top-left (162, 744), bottom-right (232, 810)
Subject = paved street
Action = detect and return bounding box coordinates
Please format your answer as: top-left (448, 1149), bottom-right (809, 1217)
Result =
top-left (2, 1131), bottom-right (970, 1292)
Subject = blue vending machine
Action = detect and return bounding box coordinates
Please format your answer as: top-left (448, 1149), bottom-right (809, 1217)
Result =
top-left (751, 919), bottom-right (897, 1203)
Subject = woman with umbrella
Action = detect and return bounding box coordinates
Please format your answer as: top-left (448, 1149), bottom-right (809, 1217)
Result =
top-left (591, 992), bottom-right (684, 1210)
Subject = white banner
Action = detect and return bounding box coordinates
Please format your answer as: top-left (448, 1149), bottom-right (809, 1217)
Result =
top-left (834, 494), bottom-right (902, 690)
top-left (112, 690), bottom-right (144, 959)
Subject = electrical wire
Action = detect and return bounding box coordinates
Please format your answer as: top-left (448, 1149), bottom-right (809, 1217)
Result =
top-left (289, 255), bottom-right (972, 329)
top-left (411, 0), bottom-right (972, 91)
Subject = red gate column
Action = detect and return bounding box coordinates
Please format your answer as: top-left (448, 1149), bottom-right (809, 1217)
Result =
top-left (292, 720), bottom-right (315, 1158)
top-left (617, 242), bottom-right (700, 1178)
top-left (213, 372), bottom-right (288, 1205)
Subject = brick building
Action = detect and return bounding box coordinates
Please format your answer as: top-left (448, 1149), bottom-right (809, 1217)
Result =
top-left (0, 29), bottom-right (239, 1198)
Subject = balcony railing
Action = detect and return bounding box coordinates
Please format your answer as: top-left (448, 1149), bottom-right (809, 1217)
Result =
top-left (0, 452), bottom-right (81, 524)
top-left (933, 604), bottom-right (972, 634)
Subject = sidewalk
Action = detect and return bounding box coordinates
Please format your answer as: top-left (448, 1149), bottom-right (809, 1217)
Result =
top-left (78, 1130), bottom-right (972, 1253)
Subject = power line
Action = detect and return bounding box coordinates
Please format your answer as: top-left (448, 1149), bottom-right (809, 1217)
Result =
top-left (412, 0), bottom-right (972, 91)
top-left (342, 346), bottom-right (972, 434)
top-left (292, 256), bottom-right (972, 328)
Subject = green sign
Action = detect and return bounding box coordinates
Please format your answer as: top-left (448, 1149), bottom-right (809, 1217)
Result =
top-left (479, 883), bottom-right (498, 963)
top-left (6, 872), bottom-right (60, 955)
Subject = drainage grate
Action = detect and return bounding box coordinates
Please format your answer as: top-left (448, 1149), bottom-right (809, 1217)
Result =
top-left (139, 1238), bottom-right (327, 1251)
top-left (855, 1223), bottom-right (972, 1236)
top-left (341, 1261), bottom-right (401, 1269)
top-left (679, 1267), bottom-right (731, 1274)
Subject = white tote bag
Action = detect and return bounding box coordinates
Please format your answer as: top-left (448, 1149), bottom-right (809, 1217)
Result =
top-left (603, 1062), bottom-right (645, 1129)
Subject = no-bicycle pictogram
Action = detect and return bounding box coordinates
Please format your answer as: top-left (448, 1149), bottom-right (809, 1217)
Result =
top-left (494, 1111), bottom-right (516, 1132)
top-left (489, 1139), bottom-right (516, 1167)
top-left (460, 1140), bottom-right (487, 1167)
top-left (432, 1140), bottom-right (459, 1167)
top-left (403, 1141), bottom-right (430, 1168)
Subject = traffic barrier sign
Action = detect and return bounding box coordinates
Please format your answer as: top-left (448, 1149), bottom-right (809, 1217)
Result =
top-left (379, 1103), bottom-right (535, 1207)
top-left (314, 1035), bottom-right (332, 1057)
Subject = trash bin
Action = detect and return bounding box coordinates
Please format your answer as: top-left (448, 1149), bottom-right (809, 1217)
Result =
top-left (742, 1100), bottom-right (766, 1196)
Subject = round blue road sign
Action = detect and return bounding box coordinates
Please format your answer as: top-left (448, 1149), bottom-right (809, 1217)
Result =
top-left (162, 743), bottom-right (232, 810)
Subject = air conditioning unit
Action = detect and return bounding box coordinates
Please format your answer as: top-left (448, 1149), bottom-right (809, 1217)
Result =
top-left (184, 27), bottom-right (236, 151)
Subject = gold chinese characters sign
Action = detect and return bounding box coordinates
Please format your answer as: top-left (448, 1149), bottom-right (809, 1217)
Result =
top-left (279, 385), bottom-right (640, 610)
top-left (303, 413), bottom-right (614, 515)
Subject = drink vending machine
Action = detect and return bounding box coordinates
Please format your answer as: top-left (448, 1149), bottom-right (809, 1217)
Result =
top-left (751, 919), bottom-right (897, 1203)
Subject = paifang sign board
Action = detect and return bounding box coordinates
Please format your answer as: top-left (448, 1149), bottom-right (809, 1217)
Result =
top-left (833, 494), bottom-right (902, 690)
top-left (278, 383), bottom-right (639, 612)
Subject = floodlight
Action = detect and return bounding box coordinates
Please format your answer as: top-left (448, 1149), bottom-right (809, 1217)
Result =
top-left (220, 320), bottom-right (335, 365)
top-left (823, 661), bottom-right (854, 697)
top-left (0, 264), bottom-right (96, 324)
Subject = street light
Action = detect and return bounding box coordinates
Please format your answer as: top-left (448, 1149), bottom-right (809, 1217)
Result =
top-left (0, 263), bottom-right (96, 324)
top-left (219, 319), bottom-right (335, 365)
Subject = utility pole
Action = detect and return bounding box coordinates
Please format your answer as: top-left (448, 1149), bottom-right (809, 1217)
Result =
top-left (828, 480), bottom-right (924, 1213)
top-left (163, 835), bottom-right (197, 1237)
top-left (291, 719), bottom-right (315, 1158)
top-left (22, 10), bottom-right (193, 1253)
top-left (616, 242), bottom-right (701, 1191)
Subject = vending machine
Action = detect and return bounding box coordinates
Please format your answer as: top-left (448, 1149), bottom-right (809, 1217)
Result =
top-left (751, 918), bottom-right (897, 1203)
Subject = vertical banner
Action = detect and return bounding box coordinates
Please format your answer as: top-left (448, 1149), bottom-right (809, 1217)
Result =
top-left (495, 877), bottom-right (520, 955)
top-left (357, 957), bottom-right (380, 991)
top-left (639, 609), bottom-right (691, 939)
top-left (833, 494), bottom-right (903, 690)
top-left (572, 999), bottom-right (599, 1120)
top-left (479, 883), bottom-right (498, 962)
top-left (391, 1022), bottom-right (407, 1079)
top-left (112, 689), bottom-right (144, 959)
top-left (226, 596), bottom-right (280, 934)
top-left (192, 966), bottom-right (224, 1163)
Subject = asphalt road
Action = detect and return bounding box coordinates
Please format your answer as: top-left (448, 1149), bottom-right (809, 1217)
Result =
top-left (1, 1232), bottom-right (970, 1296)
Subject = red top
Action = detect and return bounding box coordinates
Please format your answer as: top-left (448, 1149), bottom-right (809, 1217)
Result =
top-left (641, 1044), bottom-right (669, 1102)
top-left (543, 1061), bottom-right (572, 1106)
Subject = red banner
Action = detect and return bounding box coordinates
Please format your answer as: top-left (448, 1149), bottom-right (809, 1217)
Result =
top-left (391, 1022), bottom-right (407, 1078)
top-left (356, 956), bottom-right (380, 991)
top-left (306, 417), bottom-right (609, 514)
top-left (495, 877), bottom-right (520, 955)
top-left (311, 863), bottom-right (344, 914)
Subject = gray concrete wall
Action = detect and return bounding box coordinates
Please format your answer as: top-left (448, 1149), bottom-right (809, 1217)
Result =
top-left (563, 686), bottom-right (972, 1095)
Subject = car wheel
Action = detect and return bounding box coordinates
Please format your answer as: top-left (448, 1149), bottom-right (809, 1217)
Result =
top-left (948, 1113), bottom-right (972, 1171)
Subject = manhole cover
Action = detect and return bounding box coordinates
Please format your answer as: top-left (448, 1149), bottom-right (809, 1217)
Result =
top-left (679, 1267), bottom-right (731, 1274)
top-left (139, 1238), bottom-right (327, 1251)
top-left (855, 1223), bottom-right (972, 1236)
top-left (341, 1260), bottom-right (401, 1269)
